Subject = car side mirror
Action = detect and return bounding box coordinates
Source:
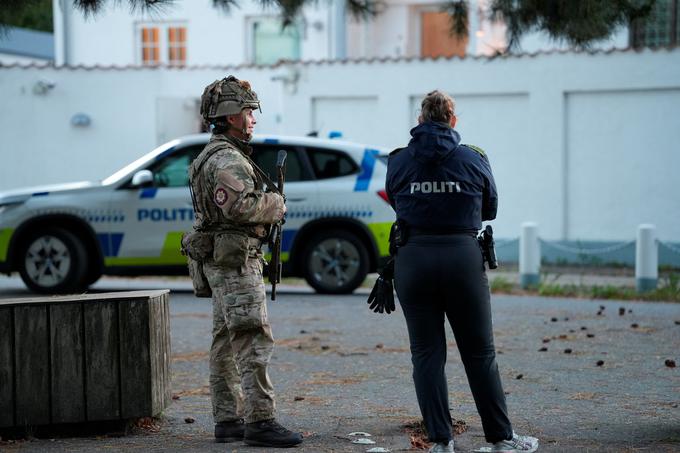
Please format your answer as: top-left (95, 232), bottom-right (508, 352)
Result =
top-left (131, 169), bottom-right (154, 188)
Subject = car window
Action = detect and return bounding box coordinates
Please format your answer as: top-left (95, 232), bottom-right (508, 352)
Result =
top-left (306, 147), bottom-right (358, 180)
top-left (148, 145), bottom-right (203, 187)
top-left (251, 144), bottom-right (309, 182)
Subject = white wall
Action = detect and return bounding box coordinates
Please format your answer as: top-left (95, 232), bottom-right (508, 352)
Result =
top-left (1, 48), bottom-right (679, 244)
top-left (565, 88), bottom-right (680, 241)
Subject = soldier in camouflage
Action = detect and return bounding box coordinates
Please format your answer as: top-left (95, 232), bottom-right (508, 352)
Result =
top-left (187, 75), bottom-right (303, 448)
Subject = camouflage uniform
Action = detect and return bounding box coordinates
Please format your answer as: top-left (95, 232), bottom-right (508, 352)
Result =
top-left (190, 130), bottom-right (285, 424)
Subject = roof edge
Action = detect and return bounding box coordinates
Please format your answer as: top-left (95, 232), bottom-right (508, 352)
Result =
top-left (0, 45), bottom-right (677, 71)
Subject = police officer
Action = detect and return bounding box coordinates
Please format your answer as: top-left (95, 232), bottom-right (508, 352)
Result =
top-left (385, 90), bottom-right (538, 453)
top-left (188, 76), bottom-right (303, 448)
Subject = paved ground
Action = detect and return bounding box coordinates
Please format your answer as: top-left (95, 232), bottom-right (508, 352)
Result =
top-left (1, 275), bottom-right (679, 452)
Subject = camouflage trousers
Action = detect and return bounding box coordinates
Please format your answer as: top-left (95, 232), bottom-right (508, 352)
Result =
top-left (203, 252), bottom-right (276, 424)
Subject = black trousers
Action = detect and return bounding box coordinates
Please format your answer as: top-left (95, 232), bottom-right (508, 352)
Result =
top-left (394, 233), bottom-right (513, 443)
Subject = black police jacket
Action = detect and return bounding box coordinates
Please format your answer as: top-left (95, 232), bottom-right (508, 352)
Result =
top-left (386, 121), bottom-right (498, 232)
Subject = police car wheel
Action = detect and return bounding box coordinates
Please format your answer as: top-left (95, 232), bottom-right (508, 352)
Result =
top-left (302, 230), bottom-right (369, 294)
top-left (18, 228), bottom-right (88, 294)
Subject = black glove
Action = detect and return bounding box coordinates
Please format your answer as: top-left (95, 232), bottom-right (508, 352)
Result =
top-left (367, 259), bottom-right (395, 314)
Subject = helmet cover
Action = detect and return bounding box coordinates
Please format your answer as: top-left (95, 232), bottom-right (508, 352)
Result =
top-left (200, 75), bottom-right (261, 124)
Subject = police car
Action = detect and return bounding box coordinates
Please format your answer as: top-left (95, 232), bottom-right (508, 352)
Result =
top-left (0, 134), bottom-right (394, 295)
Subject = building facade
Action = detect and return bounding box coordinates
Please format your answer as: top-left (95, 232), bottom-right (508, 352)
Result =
top-left (52, 0), bottom-right (636, 67)
top-left (1, 2), bottom-right (678, 264)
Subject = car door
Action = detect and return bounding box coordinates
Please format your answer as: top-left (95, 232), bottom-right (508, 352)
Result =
top-left (250, 143), bottom-right (319, 259)
top-left (106, 144), bottom-right (202, 267)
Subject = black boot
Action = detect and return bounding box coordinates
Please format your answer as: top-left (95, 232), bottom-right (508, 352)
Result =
top-left (214, 419), bottom-right (245, 443)
top-left (244, 419), bottom-right (303, 448)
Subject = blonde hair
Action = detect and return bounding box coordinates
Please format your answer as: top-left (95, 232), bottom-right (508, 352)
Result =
top-left (420, 90), bottom-right (455, 124)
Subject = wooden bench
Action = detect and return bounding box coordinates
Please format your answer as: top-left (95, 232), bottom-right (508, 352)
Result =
top-left (0, 290), bottom-right (171, 429)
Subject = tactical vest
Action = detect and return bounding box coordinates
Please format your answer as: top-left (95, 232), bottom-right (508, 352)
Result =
top-left (188, 135), bottom-right (263, 237)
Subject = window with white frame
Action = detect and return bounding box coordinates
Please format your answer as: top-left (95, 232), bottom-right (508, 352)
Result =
top-left (140, 26), bottom-right (160, 65)
top-left (248, 17), bottom-right (301, 65)
top-left (168, 26), bottom-right (187, 66)
top-left (137, 23), bottom-right (187, 66)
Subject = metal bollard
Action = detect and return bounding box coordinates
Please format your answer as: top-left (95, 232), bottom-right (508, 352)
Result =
top-left (520, 222), bottom-right (541, 288)
top-left (635, 224), bottom-right (658, 292)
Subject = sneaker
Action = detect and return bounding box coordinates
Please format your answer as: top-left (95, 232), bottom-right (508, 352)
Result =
top-left (244, 419), bottom-right (303, 448)
top-left (492, 432), bottom-right (539, 452)
top-left (429, 440), bottom-right (454, 452)
top-left (214, 419), bottom-right (245, 443)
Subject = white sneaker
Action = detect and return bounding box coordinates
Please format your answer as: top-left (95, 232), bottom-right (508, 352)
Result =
top-left (491, 432), bottom-right (538, 452)
top-left (429, 440), bottom-right (454, 452)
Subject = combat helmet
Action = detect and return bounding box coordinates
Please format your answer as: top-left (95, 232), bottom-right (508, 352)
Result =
top-left (200, 75), bottom-right (261, 124)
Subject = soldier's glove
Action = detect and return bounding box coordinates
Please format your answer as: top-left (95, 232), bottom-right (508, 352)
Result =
top-left (367, 259), bottom-right (395, 314)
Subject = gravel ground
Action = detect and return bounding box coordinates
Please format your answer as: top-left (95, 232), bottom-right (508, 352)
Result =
top-left (1, 276), bottom-right (679, 452)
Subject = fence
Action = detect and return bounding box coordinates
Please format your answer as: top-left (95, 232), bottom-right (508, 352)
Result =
top-left (507, 223), bottom-right (680, 292)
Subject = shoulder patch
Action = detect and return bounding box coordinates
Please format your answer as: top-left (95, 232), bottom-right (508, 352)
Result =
top-left (214, 187), bottom-right (228, 206)
top-left (389, 147), bottom-right (405, 156)
top-left (463, 144), bottom-right (486, 157)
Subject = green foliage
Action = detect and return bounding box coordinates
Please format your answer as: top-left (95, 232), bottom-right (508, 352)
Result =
top-left (443, 1), bottom-right (469, 40)
top-left (0, 0), bottom-right (53, 33)
top-left (589, 285), bottom-right (636, 299)
top-left (489, 0), bottom-right (656, 50)
top-left (490, 276), bottom-right (514, 293)
top-left (71, 0), bottom-right (381, 28)
top-left (650, 273), bottom-right (680, 301)
top-left (537, 283), bottom-right (580, 298)
top-left (488, 273), bottom-right (680, 302)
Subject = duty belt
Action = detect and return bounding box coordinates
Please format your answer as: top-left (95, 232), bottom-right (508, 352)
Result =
top-left (409, 226), bottom-right (477, 237)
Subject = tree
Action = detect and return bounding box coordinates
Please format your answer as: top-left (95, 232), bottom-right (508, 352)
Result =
top-left (0, 0), bottom-right (53, 33)
top-left (1, 0), bottom-right (656, 50)
top-left (486, 0), bottom-right (656, 49)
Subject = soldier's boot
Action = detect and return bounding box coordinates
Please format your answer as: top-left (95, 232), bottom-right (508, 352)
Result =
top-left (244, 419), bottom-right (303, 448)
top-left (214, 419), bottom-right (245, 443)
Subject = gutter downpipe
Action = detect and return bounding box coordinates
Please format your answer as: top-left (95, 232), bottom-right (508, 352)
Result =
top-left (334, 0), bottom-right (346, 59)
top-left (53, 0), bottom-right (69, 66)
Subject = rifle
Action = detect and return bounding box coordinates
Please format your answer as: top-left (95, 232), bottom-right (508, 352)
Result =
top-left (268, 150), bottom-right (287, 300)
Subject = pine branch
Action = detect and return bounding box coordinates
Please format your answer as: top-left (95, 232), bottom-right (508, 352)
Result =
top-left (443, 0), bottom-right (469, 39)
top-left (489, 0), bottom-right (657, 51)
top-left (70, 0), bottom-right (176, 16)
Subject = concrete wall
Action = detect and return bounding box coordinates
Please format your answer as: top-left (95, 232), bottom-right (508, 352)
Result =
top-left (1, 48), bottom-right (679, 248)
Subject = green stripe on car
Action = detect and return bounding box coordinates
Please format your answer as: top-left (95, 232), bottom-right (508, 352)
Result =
top-left (105, 232), bottom-right (186, 266)
top-left (367, 222), bottom-right (392, 256)
top-left (0, 228), bottom-right (14, 261)
top-left (104, 233), bottom-right (292, 266)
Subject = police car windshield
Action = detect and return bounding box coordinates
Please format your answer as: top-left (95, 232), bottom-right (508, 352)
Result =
top-left (101, 140), bottom-right (180, 186)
